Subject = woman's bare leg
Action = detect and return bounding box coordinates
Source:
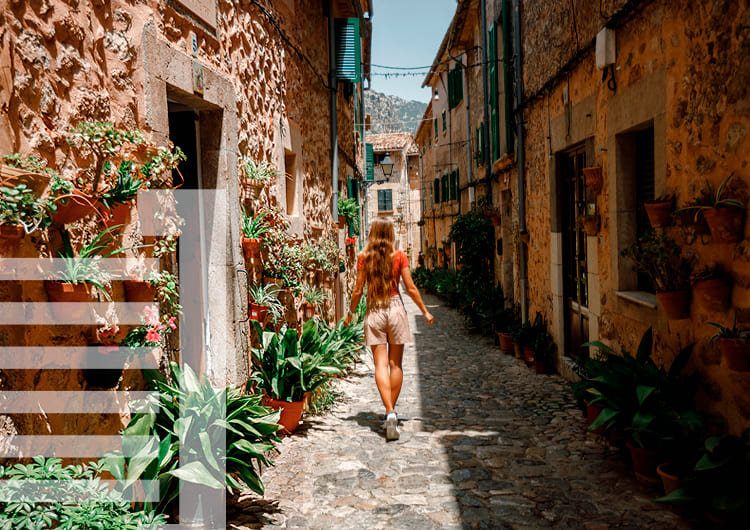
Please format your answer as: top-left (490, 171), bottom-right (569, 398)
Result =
top-left (388, 344), bottom-right (404, 410)
top-left (372, 344), bottom-right (393, 413)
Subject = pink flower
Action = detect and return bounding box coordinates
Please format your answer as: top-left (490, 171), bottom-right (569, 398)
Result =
top-left (168, 316), bottom-right (177, 330)
top-left (146, 328), bottom-right (162, 343)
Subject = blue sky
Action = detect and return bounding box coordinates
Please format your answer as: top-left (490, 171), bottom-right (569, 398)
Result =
top-left (369, 0), bottom-right (457, 103)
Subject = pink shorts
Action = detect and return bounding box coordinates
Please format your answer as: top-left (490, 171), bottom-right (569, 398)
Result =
top-left (365, 295), bottom-right (411, 346)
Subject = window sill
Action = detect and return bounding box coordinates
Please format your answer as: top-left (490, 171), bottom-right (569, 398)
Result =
top-left (378, 210), bottom-right (393, 215)
top-left (616, 290), bottom-right (657, 309)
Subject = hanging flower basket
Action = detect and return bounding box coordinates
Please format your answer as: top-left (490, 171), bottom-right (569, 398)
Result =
top-left (703, 206), bottom-right (745, 243)
top-left (716, 338), bottom-right (750, 372)
top-left (692, 277), bottom-right (732, 312)
top-left (579, 214), bottom-right (600, 236)
top-left (644, 198), bottom-right (674, 228)
top-left (51, 190), bottom-right (99, 225)
top-left (582, 166), bottom-right (603, 194)
top-left (0, 224), bottom-right (25, 241)
top-left (123, 279), bottom-right (157, 303)
top-left (242, 237), bottom-right (261, 260)
top-left (655, 290), bottom-right (691, 320)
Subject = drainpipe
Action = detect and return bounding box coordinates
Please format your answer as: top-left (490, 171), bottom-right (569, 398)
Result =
top-left (464, 62), bottom-right (474, 205)
top-left (480, 0), bottom-right (492, 204)
top-left (328, 1), bottom-right (339, 221)
top-left (512, 0), bottom-right (527, 321)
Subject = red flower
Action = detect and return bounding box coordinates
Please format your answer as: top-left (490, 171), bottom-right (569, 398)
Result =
top-left (345, 237), bottom-right (356, 246)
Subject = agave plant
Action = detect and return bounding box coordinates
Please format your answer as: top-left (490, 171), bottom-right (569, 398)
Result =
top-left (248, 283), bottom-right (284, 323)
top-left (241, 158), bottom-right (281, 183)
top-left (241, 206), bottom-right (272, 239)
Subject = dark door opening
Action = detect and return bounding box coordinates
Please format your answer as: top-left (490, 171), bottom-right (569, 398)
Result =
top-left (560, 145), bottom-right (589, 359)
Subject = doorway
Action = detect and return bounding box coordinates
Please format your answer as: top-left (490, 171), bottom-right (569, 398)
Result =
top-left (560, 145), bottom-right (589, 358)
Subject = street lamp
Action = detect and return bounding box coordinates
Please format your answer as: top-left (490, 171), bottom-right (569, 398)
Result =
top-left (380, 153), bottom-right (394, 178)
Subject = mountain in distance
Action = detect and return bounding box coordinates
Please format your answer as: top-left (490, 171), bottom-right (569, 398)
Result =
top-left (364, 90), bottom-right (427, 135)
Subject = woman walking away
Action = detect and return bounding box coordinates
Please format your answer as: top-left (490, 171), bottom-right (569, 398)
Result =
top-left (343, 218), bottom-right (434, 441)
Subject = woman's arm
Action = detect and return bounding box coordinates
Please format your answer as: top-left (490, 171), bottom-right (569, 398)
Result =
top-left (343, 255), bottom-right (366, 327)
top-left (401, 266), bottom-right (434, 325)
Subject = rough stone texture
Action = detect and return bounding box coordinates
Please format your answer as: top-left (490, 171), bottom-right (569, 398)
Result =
top-left (227, 295), bottom-right (689, 529)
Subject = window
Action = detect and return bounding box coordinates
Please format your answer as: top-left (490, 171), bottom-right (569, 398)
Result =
top-left (441, 174), bottom-right (449, 202)
top-left (442, 110), bottom-right (447, 133)
top-left (433, 178), bottom-right (440, 204)
top-left (475, 123), bottom-right (484, 167)
top-left (365, 143), bottom-right (374, 180)
top-left (450, 169), bottom-right (458, 201)
top-left (284, 151), bottom-right (297, 215)
top-left (434, 117), bottom-right (438, 138)
top-left (488, 23), bottom-right (501, 161)
top-left (635, 127), bottom-right (655, 291)
top-left (448, 65), bottom-right (463, 109)
top-left (334, 18), bottom-right (361, 82)
top-left (377, 189), bottom-right (392, 211)
top-left (501, 0), bottom-right (515, 153)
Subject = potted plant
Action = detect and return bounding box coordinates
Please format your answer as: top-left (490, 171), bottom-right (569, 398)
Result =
top-left (248, 283), bottom-right (283, 324)
top-left (675, 174), bottom-right (746, 243)
top-left (512, 319), bottom-right (536, 364)
top-left (1, 153), bottom-right (57, 195)
top-left (578, 213), bottom-right (600, 236)
top-left (345, 236), bottom-right (356, 258)
top-left (301, 285), bottom-right (327, 320)
top-left (85, 326), bottom-right (127, 388)
top-left (45, 227), bottom-right (130, 320)
top-left (96, 160), bottom-right (143, 230)
top-left (0, 182), bottom-right (51, 240)
top-left (644, 194), bottom-right (675, 228)
top-left (337, 196), bottom-right (359, 232)
top-left (708, 319), bottom-right (750, 372)
top-left (242, 158), bottom-right (279, 200)
top-left (622, 231), bottom-right (694, 319)
top-left (533, 328), bottom-right (557, 374)
top-left (582, 166), bottom-right (603, 194)
top-left (493, 305), bottom-right (519, 354)
top-left (250, 320), bottom-right (343, 433)
top-left (241, 207), bottom-right (272, 260)
top-left (692, 265), bottom-right (732, 312)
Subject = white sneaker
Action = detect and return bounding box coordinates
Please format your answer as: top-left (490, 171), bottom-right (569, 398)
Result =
top-left (385, 411), bottom-right (399, 441)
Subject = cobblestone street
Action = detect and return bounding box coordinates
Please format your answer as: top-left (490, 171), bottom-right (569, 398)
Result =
top-left (228, 295), bottom-right (689, 529)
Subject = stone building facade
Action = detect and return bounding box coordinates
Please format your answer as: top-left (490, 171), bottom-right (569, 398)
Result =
top-left (0, 0), bottom-right (371, 440)
top-left (363, 132), bottom-right (420, 263)
top-left (416, 0), bottom-right (750, 433)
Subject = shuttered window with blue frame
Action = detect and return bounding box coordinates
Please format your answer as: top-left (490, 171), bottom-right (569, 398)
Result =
top-left (334, 18), bottom-right (361, 83)
top-left (365, 143), bottom-right (374, 180)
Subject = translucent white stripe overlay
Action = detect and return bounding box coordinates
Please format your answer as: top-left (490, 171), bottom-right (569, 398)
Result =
top-left (0, 480), bottom-right (161, 502)
top-left (0, 435), bottom-right (157, 458)
top-left (0, 302), bottom-right (157, 325)
top-left (0, 391), bottom-right (156, 414)
top-left (0, 347), bottom-right (158, 369)
top-left (0, 258), bottom-right (161, 280)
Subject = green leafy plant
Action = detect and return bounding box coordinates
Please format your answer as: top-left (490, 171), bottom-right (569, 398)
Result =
top-left (301, 284), bottom-right (328, 308)
top-left (674, 173), bottom-right (745, 221)
top-left (248, 283), bottom-right (284, 324)
top-left (0, 456), bottom-right (166, 529)
top-left (707, 317), bottom-right (750, 342)
top-left (251, 320), bottom-right (344, 403)
top-left (241, 158), bottom-right (281, 183)
top-left (51, 227), bottom-right (132, 299)
top-left (0, 183), bottom-right (51, 231)
top-left (3, 153), bottom-right (57, 175)
top-left (621, 231), bottom-right (694, 292)
top-left (98, 160), bottom-right (143, 209)
top-left (101, 362), bottom-right (281, 515)
top-left (449, 210), bottom-right (494, 295)
top-left (337, 197), bottom-right (360, 235)
top-left (241, 206), bottom-right (272, 239)
top-left (146, 270), bottom-right (182, 321)
top-left (139, 143), bottom-right (186, 189)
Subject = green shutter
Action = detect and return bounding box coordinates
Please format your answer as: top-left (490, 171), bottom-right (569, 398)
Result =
top-left (366, 143), bottom-right (374, 180)
top-left (450, 170), bottom-right (458, 201)
top-left (502, 0), bottom-right (514, 153)
top-left (475, 126), bottom-right (481, 167)
top-left (442, 174), bottom-right (449, 203)
top-left (442, 110), bottom-right (446, 132)
top-left (448, 66), bottom-right (463, 109)
top-left (335, 18), bottom-right (361, 82)
top-left (489, 23), bottom-right (500, 161)
top-left (434, 178), bottom-right (440, 203)
top-left (434, 117), bottom-right (438, 138)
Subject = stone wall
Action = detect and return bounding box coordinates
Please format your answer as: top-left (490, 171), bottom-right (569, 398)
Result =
top-left (520, 0), bottom-right (750, 433)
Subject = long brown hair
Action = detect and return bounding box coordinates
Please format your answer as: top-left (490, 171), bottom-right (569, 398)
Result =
top-left (363, 217), bottom-right (395, 309)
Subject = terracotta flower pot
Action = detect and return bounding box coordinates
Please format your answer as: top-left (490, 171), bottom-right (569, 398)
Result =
top-left (498, 332), bottom-right (514, 353)
top-left (523, 347), bottom-right (535, 365)
top-left (692, 277), bottom-right (732, 312)
top-left (644, 200), bottom-right (674, 228)
top-left (656, 463), bottom-right (682, 495)
top-left (703, 206), bottom-right (745, 243)
top-left (123, 279), bottom-right (157, 302)
top-left (84, 345), bottom-right (124, 388)
top-left (655, 290), bottom-right (690, 320)
top-left (346, 245), bottom-right (355, 258)
top-left (44, 280), bottom-right (91, 321)
top-left (262, 395), bottom-right (304, 434)
top-left (302, 302), bottom-right (315, 320)
top-left (490, 215), bottom-right (501, 226)
top-left (582, 166), bottom-right (603, 194)
top-left (98, 201), bottom-right (131, 230)
top-left (716, 338), bottom-right (750, 372)
top-left (249, 302), bottom-right (269, 322)
top-left (585, 401), bottom-right (606, 435)
top-left (534, 359), bottom-right (548, 374)
top-left (51, 190), bottom-right (98, 225)
top-left (626, 442), bottom-right (660, 485)
top-left (0, 224), bottom-right (25, 241)
top-left (242, 237), bottom-right (261, 261)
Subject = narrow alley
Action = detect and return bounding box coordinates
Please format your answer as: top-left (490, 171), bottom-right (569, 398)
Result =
top-left (228, 295), bottom-right (688, 529)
